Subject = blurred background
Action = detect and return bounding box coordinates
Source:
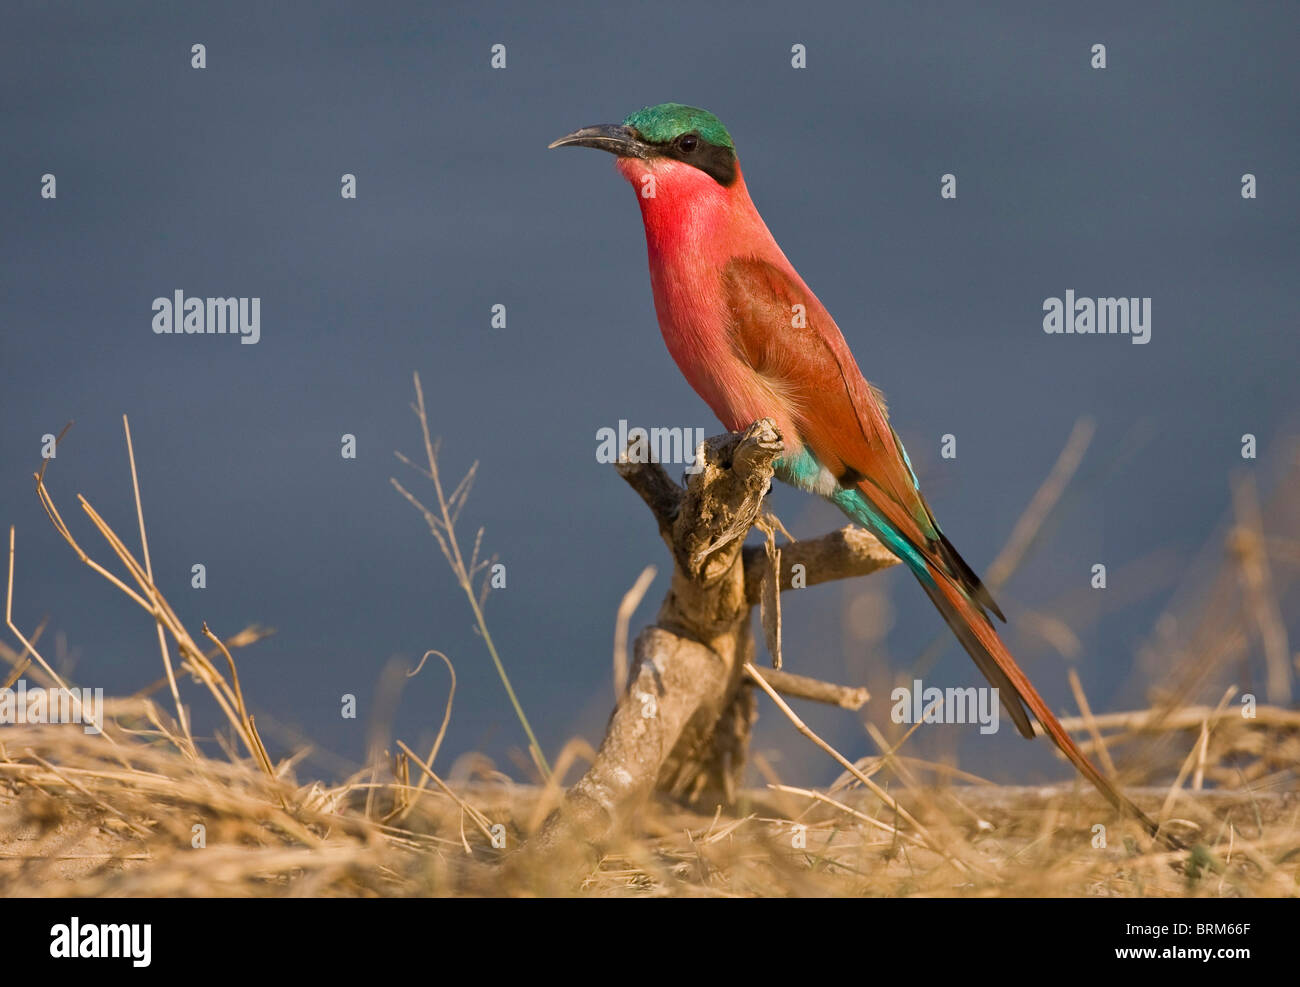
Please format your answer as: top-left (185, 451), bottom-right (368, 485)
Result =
top-left (2, 0), bottom-right (1296, 788)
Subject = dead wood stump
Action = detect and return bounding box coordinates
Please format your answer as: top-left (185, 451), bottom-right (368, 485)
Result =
top-left (513, 419), bottom-right (897, 884)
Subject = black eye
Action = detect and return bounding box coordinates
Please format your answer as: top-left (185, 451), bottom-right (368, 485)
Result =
top-left (677, 134), bottom-right (699, 153)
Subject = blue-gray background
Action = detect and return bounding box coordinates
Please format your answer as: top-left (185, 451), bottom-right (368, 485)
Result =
top-left (3, 1), bottom-right (1296, 786)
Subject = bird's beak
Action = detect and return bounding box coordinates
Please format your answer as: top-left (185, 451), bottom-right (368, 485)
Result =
top-left (548, 124), bottom-right (651, 158)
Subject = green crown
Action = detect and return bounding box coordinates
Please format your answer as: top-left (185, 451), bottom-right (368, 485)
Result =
top-left (623, 103), bottom-right (734, 150)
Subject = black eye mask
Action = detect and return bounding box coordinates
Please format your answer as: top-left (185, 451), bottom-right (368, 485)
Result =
top-left (652, 131), bottom-right (738, 187)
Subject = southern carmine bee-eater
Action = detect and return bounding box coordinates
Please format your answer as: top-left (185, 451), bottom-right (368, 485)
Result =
top-left (551, 102), bottom-right (1161, 838)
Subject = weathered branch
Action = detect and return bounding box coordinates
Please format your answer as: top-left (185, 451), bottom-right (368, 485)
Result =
top-left (750, 666), bottom-right (870, 710)
top-left (742, 524), bottom-right (898, 603)
top-left (615, 459), bottom-right (680, 539)
top-left (514, 420), bottom-right (897, 885)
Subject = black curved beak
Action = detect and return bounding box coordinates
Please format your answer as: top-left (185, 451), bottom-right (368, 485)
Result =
top-left (548, 124), bottom-right (651, 158)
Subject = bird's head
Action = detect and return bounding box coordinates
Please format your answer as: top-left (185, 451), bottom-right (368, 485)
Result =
top-left (549, 103), bottom-right (739, 192)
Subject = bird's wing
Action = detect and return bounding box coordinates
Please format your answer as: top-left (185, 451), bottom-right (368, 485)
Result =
top-left (722, 256), bottom-right (1003, 620)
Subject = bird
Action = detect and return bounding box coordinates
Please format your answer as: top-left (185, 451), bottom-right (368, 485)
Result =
top-left (551, 102), bottom-right (1163, 839)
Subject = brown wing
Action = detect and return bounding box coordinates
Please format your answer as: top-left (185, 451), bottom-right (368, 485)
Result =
top-left (722, 256), bottom-right (1003, 621)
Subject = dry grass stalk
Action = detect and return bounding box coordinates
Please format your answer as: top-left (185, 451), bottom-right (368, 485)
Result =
top-left (390, 372), bottom-right (550, 779)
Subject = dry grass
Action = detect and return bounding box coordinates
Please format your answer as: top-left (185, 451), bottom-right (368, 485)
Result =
top-left (0, 411), bottom-right (1296, 897)
top-left (0, 723), bottom-right (1295, 896)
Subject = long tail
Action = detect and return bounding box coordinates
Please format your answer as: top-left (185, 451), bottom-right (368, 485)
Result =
top-left (916, 562), bottom-right (1169, 843)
